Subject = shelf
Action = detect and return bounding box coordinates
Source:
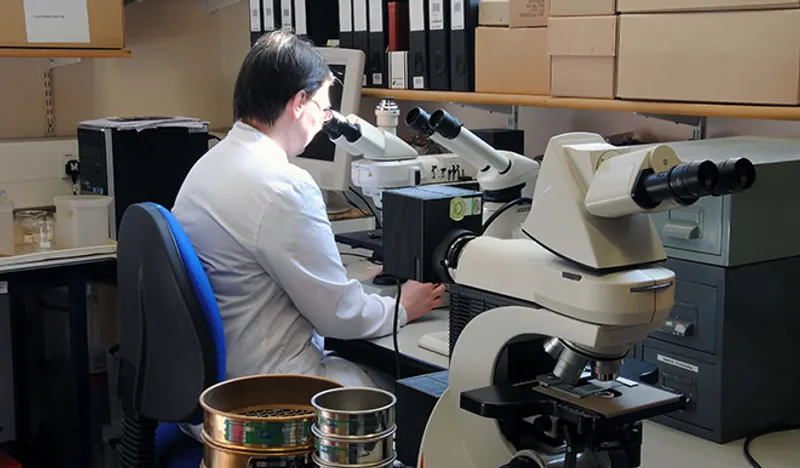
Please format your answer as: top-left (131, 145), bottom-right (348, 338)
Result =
top-left (0, 48), bottom-right (131, 59)
top-left (361, 89), bottom-right (800, 122)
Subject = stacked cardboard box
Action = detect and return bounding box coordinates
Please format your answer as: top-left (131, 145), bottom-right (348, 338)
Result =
top-left (548, 0), bottom-right (618, 98)
top-left (615, 0), bottom-right (800, 105)
top-left (474, 0), bottom-right (551, 95)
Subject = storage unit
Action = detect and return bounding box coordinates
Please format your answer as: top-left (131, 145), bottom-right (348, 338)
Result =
top-left (548, 15), bottom-right (617, 98)
top-left (616, 10), bottom-right (800, 105)
top-left (631, 137), bottom-right (800, 443)
top-left (551, 0), bottom-right (617, 16)
top-left (0, 284), bottom-right (15, 444)
top-left (617, 0), bottom-right (798, 12)
top-left (475, 26), bottom-right (550, 94)
top-left (0, 0), bottom-right (125, 49)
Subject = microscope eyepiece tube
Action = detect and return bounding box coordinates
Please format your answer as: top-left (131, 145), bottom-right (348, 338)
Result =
top-left (638, 159), bottom-right (720, 206)
top-left (405, 107), bottom-right (436, 136)
top-left (428, 109), bottom-right (511, 173)
top-left (324, 110), bottom-right (362, 143)
top-left (713, 157), bottom-right (756, 196)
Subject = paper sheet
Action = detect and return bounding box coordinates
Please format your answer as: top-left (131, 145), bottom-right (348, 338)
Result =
top-left (23, 0), bottom-right (91, 43)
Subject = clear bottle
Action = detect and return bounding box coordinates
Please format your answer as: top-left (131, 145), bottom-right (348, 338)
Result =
top-left (0, 190), bottom-right (14, 256)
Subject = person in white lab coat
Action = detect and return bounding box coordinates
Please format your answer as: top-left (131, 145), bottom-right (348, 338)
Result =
top-left (171, 32), bottom-right (444, 439)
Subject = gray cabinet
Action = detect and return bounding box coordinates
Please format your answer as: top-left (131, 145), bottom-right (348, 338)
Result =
top-left (634, 137), bottom-right (800, 443)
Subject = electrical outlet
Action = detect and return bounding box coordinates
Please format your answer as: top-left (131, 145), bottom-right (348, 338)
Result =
top-left (61, 153), bottom-right (77, 179)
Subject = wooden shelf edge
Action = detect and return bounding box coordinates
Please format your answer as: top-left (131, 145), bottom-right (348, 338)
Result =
top-left (361, 89), bottom-right (800, 122)
top-left (0, 48), bottom-right (131, 58)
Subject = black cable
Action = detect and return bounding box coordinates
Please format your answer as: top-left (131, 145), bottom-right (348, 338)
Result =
top-left (392, 276), bottom-right (402, 389)
top-left (348, 187), bottom-right (382, 229)
top-left (208, 134), bottom-right (222, 142)
top-left (743, 423), bottom-right (800, 467)
top-left (481, 197), bottom-right (532, 234)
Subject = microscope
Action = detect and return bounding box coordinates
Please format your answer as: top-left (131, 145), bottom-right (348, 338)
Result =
top-left (405, 107), bottom-right (540, 239)
top-left (323, 98), bottom-right (478, 211)
top-left (380, 131), bottom-right (756, 468)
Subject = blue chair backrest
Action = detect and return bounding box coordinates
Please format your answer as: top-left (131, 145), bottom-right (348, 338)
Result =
top-left (116, 202), bottom-right (225, 424)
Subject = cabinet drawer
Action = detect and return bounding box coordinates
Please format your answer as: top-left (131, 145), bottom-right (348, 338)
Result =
top-left (649, 278), bottom-right (718, 355)
top-left (650, 196), bottom-right (724, 258)
top-left (642, 345), bottom-right (717, 431)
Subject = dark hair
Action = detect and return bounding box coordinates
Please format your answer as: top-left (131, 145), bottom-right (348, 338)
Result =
top-left (233, 31), bottom-right (333, 126)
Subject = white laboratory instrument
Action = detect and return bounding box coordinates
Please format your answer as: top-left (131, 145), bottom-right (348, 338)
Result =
top-left (405, 107), bottom-right (540, 239)
top-left (415, 132), bottom-right (756, 468)
top-left (323, 99), bottom-right (477, 210)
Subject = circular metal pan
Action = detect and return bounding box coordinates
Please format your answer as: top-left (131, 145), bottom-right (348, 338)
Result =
top-left (200, 374), bottom-right (342, 451)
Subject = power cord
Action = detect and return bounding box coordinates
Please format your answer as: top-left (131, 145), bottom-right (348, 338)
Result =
top-left (743, 423), bottom-right (800, 467)
top-left (481, 197), bottom-right (532, 234)
top-left (391, 276), bottom-right (403, 390)
top-left (348, 187), bottom-right (382, 229)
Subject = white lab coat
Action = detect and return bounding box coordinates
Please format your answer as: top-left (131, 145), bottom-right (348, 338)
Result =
top-left (171, 122), bottom-right (404, 439)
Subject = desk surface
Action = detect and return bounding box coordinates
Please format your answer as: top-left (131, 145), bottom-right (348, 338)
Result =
top-left (341, 251), bottom-right (800, 468)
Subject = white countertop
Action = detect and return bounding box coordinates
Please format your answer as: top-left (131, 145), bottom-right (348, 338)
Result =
top-left (340, 247), bottom-right (800, 468)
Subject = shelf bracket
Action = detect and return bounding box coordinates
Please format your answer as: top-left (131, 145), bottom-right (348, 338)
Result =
top-left (46, 57), bottom-right (82, 69)
top-left (637, 113), bottom-right (707, 140)
top-left (452, 103), bottom-right (520, 130)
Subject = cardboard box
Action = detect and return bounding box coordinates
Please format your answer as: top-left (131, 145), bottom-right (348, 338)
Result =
top-left (617, 10), bottom-right (800, 105)
top-left (0, 0), bottom-right (124, 49)
top-left (389, 51), bottom-right (409, 89)
top-left (617, 0), bottom-right (798, 13)
top-left (510, 0), bottom-right (550, 27)
top-left (480, 0), bottom-right (510, 25)
top-left (548, 16), bottom-right (617, 98)
top-left (551, 0), bottom-right (617, 16)
top-left (475, 26), bottom-right (550, 94)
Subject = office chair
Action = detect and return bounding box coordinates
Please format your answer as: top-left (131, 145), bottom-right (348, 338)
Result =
top-left (115, 202), bottom-right (226, 467)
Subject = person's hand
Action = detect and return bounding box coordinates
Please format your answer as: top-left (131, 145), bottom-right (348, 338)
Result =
top-left (400, 281), bottom-right (446, 322)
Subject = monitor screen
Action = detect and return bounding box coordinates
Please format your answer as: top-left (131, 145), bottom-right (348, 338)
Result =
top-left (296, 64), bottom-right (345, 162)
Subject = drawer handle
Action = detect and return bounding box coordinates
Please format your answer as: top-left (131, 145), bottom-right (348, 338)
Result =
top-left (663, 221), bottom-right (701, 240)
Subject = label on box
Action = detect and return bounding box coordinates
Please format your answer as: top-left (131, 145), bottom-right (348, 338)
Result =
top-left (263, 0), bottom-right (277, 31)
top-left (250, 0), bottom-right (262, 32)
top-left (23, 0), bottom-right (90, 43)
top-left (430, 0), bottom-right (445, 30)
top-left (294, 0), bottom-right (307, 35)
top-left (657, 354), bottom-right (699, 374)
top-left (369, 0), bottom-right (384, 32)
top-left (372, 73), bottom-right (383, 85)
top-left (449, 197), bottom-right (482, 221)
top-left (281, 0), bottom-right (293, 30)
top-left (410, 0), bottom-right (425, 31)
top-left (0, 282), bottom-right (7, 295)
top-left (413, 76), bottom-right (425, 88)
top-left (452, 0), bottom-right (465, 30)
top-left (338, 0), bottom-right (353, 32)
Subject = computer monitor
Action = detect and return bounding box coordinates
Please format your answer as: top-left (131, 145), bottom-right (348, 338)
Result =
top-left (292, 47), bottom-right (365, 192)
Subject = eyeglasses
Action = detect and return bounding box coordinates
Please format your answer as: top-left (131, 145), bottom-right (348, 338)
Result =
top-left (306, 94), bottom-right (333, 122)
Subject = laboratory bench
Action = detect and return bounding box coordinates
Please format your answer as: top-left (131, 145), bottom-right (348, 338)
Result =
top-left (336, 249), bottom-right (800, 468)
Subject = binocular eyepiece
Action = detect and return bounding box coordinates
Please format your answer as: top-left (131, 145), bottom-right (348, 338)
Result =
top-left (322, 110), bottom-right (361, 143)
top-left (636, 157), bottom-right (756, 208)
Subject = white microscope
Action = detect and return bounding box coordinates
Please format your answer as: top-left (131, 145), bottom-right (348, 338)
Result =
top-left (390, 132), bottom-right (756, 468)
top-left (323, 98), bottom-right (478, 211)
top-left (405, 107), bottom-right (540, 239)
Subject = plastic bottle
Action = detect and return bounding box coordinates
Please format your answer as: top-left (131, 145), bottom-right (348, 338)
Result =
top-left (0, 190), bottom-right (14, 256)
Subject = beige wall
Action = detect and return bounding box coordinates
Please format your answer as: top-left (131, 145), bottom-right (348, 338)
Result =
top-left (3, 0), bottom-right (800, 161)
top-left (0, 0), bottom-right (250, 141)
